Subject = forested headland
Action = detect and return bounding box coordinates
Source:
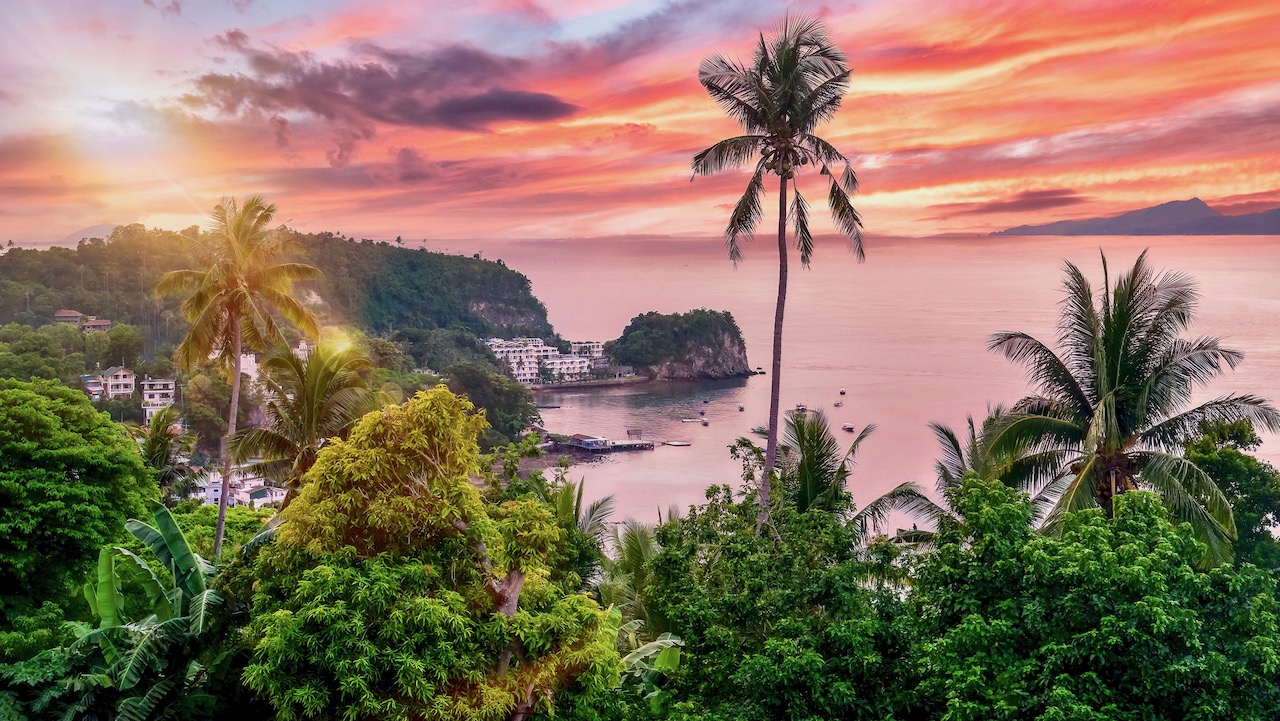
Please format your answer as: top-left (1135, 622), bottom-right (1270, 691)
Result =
top-left (0, 224), bottom-right (548, 446)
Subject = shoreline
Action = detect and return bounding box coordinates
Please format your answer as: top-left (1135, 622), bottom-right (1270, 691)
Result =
top-left (531, 371), bottom-right (759, 392)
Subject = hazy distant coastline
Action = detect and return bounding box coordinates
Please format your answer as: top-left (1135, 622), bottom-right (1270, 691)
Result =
top-left (993, 198), bottom-right (1280, 236)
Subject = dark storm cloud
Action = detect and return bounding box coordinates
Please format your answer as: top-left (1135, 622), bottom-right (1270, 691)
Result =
top-left (430, 89), bottom-right (575, 131)
top-left (187, 30), bottom-right (578, 165)
top-left (926, 189), bottom-right (1091, 218)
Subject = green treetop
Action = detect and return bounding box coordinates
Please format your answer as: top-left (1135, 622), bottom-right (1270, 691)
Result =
top-left (244, 387), bottom-right (620, 721)
top-left (907, 476), bottom-right (1280, 719)
top-left (0, 378), bottom-right (153, 625)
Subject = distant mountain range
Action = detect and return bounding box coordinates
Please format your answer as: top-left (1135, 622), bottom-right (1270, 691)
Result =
top-left (992, 198), bottom-right (1280, 236)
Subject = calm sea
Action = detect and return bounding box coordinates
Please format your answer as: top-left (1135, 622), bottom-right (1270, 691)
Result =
top-left (421, 235), bottom-right (1280, 522)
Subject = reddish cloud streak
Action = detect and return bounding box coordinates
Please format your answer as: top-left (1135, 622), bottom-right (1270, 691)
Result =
top-left (1, 0), bottom-right (1278, 243)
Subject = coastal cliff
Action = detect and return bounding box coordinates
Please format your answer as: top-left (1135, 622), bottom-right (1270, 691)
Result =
top-left (606, 309), bottom-right (751, 380)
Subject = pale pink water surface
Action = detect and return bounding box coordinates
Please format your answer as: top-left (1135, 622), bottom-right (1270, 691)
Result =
top-left (424, 235), bottom-right (1280, 522)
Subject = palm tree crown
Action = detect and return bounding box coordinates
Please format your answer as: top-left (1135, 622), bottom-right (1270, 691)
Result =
top-left (985, 250), bottom-right (1280, 565)
top-left (764, 410), bottom-right (937, 540)
top-left (692, 15), bottom-right (865, 510)
top-left (231, 343), bottom-right (389, 508)
top-left (155, 196), bottom-right (320, 369)
top-left (128, 406), bottom-right (203, 507)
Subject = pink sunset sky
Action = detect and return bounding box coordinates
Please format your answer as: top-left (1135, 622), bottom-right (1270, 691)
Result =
top-left (2, 0), bottom-right (1279, 244)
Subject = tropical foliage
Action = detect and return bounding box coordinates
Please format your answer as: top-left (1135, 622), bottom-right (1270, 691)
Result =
top-left (986, 250), bottom-right (1280, 565)
top-left (1185, 421), bottom-right (1280, 569)
top-left (231, 342), bottom-right (388, 508)
top-left (0, 378), bottom-right (152, 625)
top-left (692, 15), bottom-right (865, 496)
top-left (243, 387), bottom-right (621, 721)
top-left (645, 484), bottom-right (901, 720)
top-left (156, 195), bottom-right (322, 557)
top-left (1, 504), bottom-right (236, 720)
top-left (907, 476), bottom-right (1280, 719)
top-left (129, 406), bottom-right (203, 506)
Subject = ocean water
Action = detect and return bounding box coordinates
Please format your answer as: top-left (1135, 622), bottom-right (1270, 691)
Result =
top-left (423, 234), bottom-right (1280, 522)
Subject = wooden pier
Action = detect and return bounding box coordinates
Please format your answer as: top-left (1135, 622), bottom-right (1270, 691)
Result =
top-left (559, 433), bottom-right (654, 453)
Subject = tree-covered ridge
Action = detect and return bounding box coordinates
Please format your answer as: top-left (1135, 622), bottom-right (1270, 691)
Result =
top-left (606, 309), bottom-right (745, 368)
top-left (297, 232), bottom-right (554, 338)
top-left (0, 224), bottom-right (556, 342)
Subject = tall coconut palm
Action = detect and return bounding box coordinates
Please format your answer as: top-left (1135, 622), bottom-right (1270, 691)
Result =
top-left (128, 406), bottom-right (203, 506)
top-left (231, 343), bottom-right (388, 509)
top-left (985, 250), bottom-right (1280, 565)
top-left (692, 16), bottom-right (865, 515)
top-left (155, 196), bottom-right (321, 556)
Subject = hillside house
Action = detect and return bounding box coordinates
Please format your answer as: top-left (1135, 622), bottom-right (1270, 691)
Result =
top-left (54, 309), bottom-right (84, 325)
top-left (101, 366), bottom-right (136, 399)
top-left (139, 377), bottom-right (177, 423)
top-left (82, 317), bottom-right (112, 332)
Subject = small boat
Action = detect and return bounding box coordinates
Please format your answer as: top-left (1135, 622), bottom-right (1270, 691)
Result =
top-left (738, 404), bottom-right (745, 412)
top-left (841, 423), bottom-right (857, 432)
top-left (839, 388), bottom-right (846, 395)
top-left (833, 401), bottom-right (843, 407)
top-left (664, 441), bottom-right (691, 447)
top-left (701, 419), bottom-right (710, 426)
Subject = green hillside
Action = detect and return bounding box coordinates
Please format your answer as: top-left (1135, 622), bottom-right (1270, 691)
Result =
top-left (0, 225), bottom-right (555, 343)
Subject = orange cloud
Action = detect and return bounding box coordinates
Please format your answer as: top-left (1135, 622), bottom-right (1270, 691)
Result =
top-left (1, 0), bottom-right (1277, 243)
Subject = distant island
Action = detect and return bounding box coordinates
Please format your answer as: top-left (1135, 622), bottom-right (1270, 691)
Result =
top-left (992, 198), bottom-right (1280, 236)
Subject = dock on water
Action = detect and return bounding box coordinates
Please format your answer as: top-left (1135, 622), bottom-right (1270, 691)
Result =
top-left (561, 433), bottom-right (654, 453)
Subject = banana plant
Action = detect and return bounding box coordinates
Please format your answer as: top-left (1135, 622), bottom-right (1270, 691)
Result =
top-left (65, 502), bottom-right (228, 720)
top-left (614, 615), bottom-right (684, 713)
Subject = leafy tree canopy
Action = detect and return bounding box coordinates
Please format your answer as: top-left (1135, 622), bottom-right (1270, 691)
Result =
top-left (1185, 421), bottom-right (1280, 569)
top-left (907, 475), bottom-right (1280, 720)
top-left (0, 378), bottom-right (153, 625)
top-left (645, 485), bottom-right (901, 720)
top-left (245, 387), bottom-right (619, 721)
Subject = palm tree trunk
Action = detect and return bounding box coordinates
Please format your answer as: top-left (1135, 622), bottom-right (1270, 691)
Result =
top-left (762, 174), bottom-right (789, 520)
top-left (213, 313), bottom-right (242, 558)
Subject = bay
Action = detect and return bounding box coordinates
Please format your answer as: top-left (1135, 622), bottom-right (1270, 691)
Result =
top-left (424, 235), bottom-right (1280, 522)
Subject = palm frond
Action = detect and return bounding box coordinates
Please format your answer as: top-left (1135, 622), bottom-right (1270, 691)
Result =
top-left (723, 165), bottom-right (766, 263)
top-left (988, 331), bottom-right (1091, 414)
top-left (790, 186), bottom-right (814, 267)
top-left (1135, 451), bottom-right (1235, 566)
top-left (851, 481), bottom-right (941, 540)
top-left (692, 136), bottom-right (762, 177)
top-left (826, 175), bottom-right (864, 260)
top-left (1140, 394), bottom-right (1280, 451)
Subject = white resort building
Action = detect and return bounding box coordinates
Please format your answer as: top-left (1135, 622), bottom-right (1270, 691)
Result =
top-left (569, 340), bottom-right (605, 358)
top-left (484, 337), bottom-right (592, 385)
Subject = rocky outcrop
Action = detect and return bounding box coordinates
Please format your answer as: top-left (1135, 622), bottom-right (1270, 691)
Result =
top-left (641, 328), bottom-right (751, 380)
top-left (608, 309), bottom-right (751, 381)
